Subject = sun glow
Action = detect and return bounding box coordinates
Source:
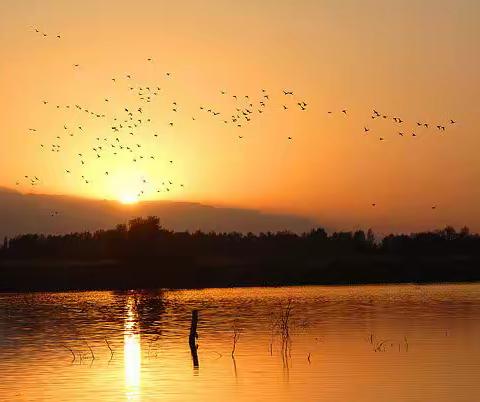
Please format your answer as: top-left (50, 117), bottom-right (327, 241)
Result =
top-left (120, 194), bottom-right (139, 205)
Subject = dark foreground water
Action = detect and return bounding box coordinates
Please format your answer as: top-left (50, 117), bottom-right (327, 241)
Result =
top-left (0, 284), bottom-right (479, 401)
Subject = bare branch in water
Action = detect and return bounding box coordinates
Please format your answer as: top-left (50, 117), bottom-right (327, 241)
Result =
top-left (85, 341), bottom-right (95, 360)
top-left (232, 319), bottom-right (241, 357)
top-left (62, 344), bottom-right (76, 362)
top-left (105, 338), bottom-right (114, 361)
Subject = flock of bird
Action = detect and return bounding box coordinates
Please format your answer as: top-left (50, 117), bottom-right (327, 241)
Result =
top-left (363, 109), bottom-right (456, 141)
top-left (32, 27), bottom-right (62, 39)
top-left (18, 27), bottom-right (458, 214)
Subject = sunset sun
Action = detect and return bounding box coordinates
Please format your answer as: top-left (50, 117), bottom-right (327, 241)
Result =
top-left (119, 194), bottom-right (138, 205)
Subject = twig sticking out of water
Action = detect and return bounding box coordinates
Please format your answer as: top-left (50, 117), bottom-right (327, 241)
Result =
top-left (268, 300), bottom-right (295, 360)
top-left (63, 344), bottom-right (76, 362)
top-left (232, 320), bottom-right (241, 357)
top-left (279, 300), bottom-right (293, 361)
top-left (105, 338), bottom-right (114, 358)
top-left (307, 352), bottom-right (311, 364)
top-left (269, 319), bottom-right (278, 356)
top-left (374, 339), bottom-right (391, 352)
top-left (367, 333), bottom-right (410, 353)
top-left (147, 335), bottom-right (160, 358)
top-left (85, 341), bottom-right (95, 360)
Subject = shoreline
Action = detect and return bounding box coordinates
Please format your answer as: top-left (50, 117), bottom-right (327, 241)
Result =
top-left (2, 255), bottom-right (479, 292)
top-left (1, 279), bottom-right (479, 294)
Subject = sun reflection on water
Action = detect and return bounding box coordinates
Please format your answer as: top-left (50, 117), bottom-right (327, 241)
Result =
top-left (124, 296), bottom-right (141, 400)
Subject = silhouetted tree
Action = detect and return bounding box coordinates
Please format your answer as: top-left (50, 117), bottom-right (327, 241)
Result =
top-left (3, 219), bottom-right (480, 263)
top-left (2, 219), bottom-right (480, 291)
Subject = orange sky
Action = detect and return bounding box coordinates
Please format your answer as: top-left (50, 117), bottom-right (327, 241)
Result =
top-left (1, 0), bottom-right (479, 233)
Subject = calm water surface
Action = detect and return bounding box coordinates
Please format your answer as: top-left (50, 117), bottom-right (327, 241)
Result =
top-left (1, 284), bottom-right (479, 401)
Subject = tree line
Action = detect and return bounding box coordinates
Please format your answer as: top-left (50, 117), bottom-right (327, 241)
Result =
top-left (1, 216), bottom-right (479, 261)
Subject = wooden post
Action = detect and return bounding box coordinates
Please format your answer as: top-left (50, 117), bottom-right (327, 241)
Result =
top-left (189, 310), bottom-right (199, 347)
top-left (189, 309), bottom-right (199, 368)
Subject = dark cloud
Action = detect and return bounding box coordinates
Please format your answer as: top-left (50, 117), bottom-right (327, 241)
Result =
top-left (0, 188), bottom-right (317, 238)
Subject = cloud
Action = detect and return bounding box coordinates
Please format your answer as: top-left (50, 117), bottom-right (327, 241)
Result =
top-left (0, 189), bottom-right (317, 238)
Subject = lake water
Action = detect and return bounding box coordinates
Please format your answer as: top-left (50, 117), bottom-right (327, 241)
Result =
top-left (1, 284), bottom-right (479, 401)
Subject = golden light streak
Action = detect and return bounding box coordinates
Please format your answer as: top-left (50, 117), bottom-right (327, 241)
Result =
top-left (124, 296), bottom-right (141, 400)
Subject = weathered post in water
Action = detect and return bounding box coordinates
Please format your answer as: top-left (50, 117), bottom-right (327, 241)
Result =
top-left (189, 309), bottom-right (199, 368)
top-left (189, 310), bottom-right (199, 347)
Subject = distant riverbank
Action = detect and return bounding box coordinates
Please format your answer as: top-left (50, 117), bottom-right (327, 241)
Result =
top-left (2, 217), bottom-right (479, 291)
top-left (1, 254), bottom-right (479, 292)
